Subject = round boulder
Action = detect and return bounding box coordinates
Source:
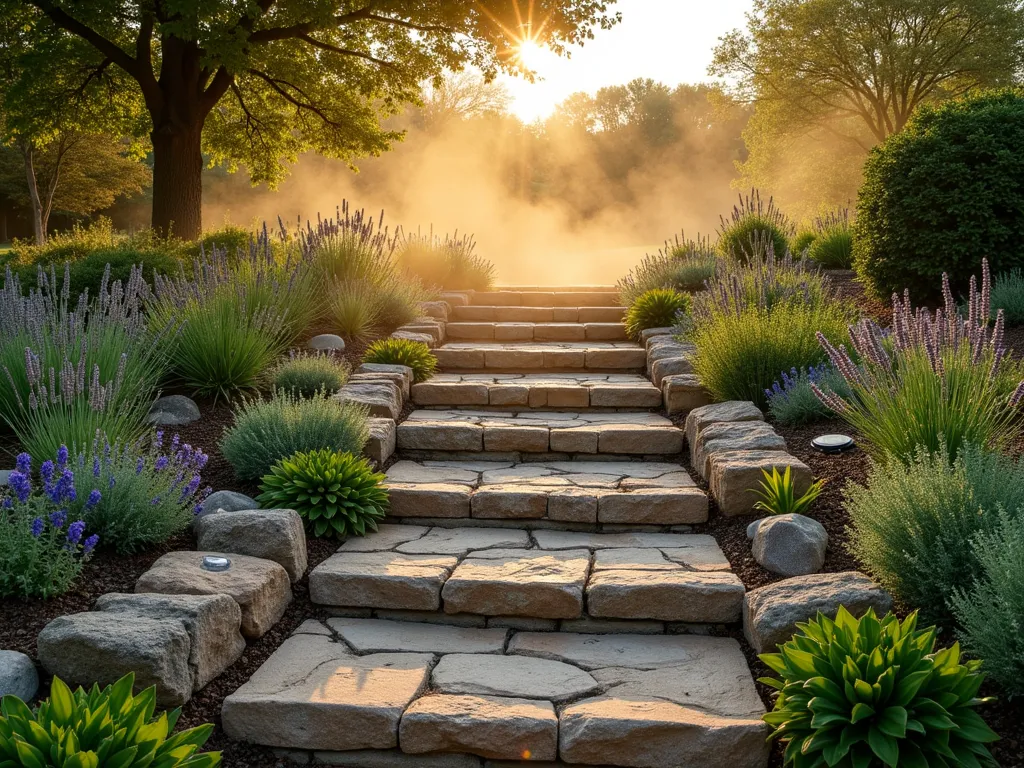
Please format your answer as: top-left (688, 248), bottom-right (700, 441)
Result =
top-left (0, 650), bottom-right (39, 702)
top-left (148, 395), bottom-right (201, 426)
top-left (199, 490), bottom-right (258, 518)
top-left (308, 334), bottom-right (346, 352)
top-left (751, 513), bottom-right (828, 577)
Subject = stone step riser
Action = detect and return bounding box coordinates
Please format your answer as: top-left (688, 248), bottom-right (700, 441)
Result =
top-left (435, 347), bottom-right (646, 372)
top-left (396, 426), bottom-right (683, 457)
top-left (411, 384), bottom-right (660, 410)
top-left (308, 526), bottom-right (742, 626)
top-left (470, 291), bottom-right (620, 307)
top-left (452, 306), bottom-right (625, 323)
top-left (446, 322), bottom-right (627, 342)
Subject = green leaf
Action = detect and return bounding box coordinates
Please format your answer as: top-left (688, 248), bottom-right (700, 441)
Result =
top-left (867, 725), bottom-right (899, 766)
top-left (850, 703), bottom-right (875, 724)
top-left (876, 706), bottom-right (907, 739)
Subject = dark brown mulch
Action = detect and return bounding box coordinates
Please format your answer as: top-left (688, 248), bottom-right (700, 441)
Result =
top-left (825, 269), bottom-right (890, 324)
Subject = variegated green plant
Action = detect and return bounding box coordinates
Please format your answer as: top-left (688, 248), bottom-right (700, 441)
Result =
top-left (752, 466), bottom-right (825, 516)
top-left (761, 607), bottom-right (999, 768)
top-left (0, 673), bottom-right (220, 768)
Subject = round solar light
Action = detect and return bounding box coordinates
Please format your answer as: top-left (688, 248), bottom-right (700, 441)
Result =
top-left (812, 434), bottom-right (856, 454)
top-left (201, 555), bottom-right (231, 572)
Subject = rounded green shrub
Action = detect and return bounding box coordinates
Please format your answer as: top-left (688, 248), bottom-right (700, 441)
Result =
top-left (17, 247), bottom-right (181, 297)
top-left (271, 352), bottom-right (349, 397)
top-left (257, 449), bottom-right (388, 537)
top-left (623, 288), bottom-right (690, 339)
top-left (790, 229), bottom-right (817, 256)
top-left (854, 88), bottom-right (1024, 300)
top-left (363, 338), bottom-right (437, 383)
top-left (807, 210), bottom-right (854, 269)
top-left (717, 190), bottom-right (794, 261)
top-left (762, 607), bottom-right (998, 768)
top-left (220, 390), bottom-right (369, 481)
top-left (0, 672), bottom-right (221, 767)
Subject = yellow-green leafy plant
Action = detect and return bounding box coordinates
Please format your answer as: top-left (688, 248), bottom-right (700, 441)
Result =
top-left (363, 338), bottom-right (437, 383)
top-left (0, 673), bottom-right (221, 767)
top-left (624, 288), bottom-right (691, 339)
top-left (751, 466), bottom-right (824, 516)
top-left (270, 352), bottom-right (349, 397)
top-left (257, 449), bottom-right (388, 537)
top-left (761, 607), bottom-right (998, 768)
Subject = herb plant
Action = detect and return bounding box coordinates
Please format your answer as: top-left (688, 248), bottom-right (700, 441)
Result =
top-left (765, 364), bottom-right (852, 426)
top-left (716, 189), bottom-right (794, 262)
top-left (271, 351), bottom-right (349, 397)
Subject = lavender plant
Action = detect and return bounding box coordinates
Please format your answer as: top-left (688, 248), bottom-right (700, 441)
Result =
top-left (686, 248), bottom-right (854, 408)
top-left (805, 209), bottom-right (854, 269)
top-left (0, 264), bottom-right (165, 459)
top-left (67, 431), bottom-right (212, 553)
top-left (765, 363), bottom-right (852, 426)
top-left (814, 259), bottom-right (1024, 463)
top-left (716, 189), bottom-right (794, 262)
top-left (616, 234), bottom-right (719, 306)
top-left (397, 228), bottom-right (494, 291)
top-left (0, 450), bottom-right (99, 598)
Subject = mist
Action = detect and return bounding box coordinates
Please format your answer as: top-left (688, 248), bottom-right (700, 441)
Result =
top-left (201, 77), bottom-right (749, 286)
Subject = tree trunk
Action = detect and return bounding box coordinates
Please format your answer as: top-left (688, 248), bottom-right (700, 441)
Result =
top-left (21, 143), bottom-right (46, 245)
top-left (150, 123), bottom-right (203, 239)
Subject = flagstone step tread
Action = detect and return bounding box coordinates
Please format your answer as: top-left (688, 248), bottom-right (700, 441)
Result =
top-left (397, 410), bottom-right (684, 458)
top-left (435, 342), bottom-right (645, 372)
top-left (221, 621), bottom-right (768, 767)
top-left (308, 525), bottom-right (740, 623)
top-left (446, 322), bottom-right (627, 342)
top-left (411, 373), bottom-right (660, 409)
top-left (451, 304), bottom-right (625, 324)
top-left (469, 291), bottom-right (621, 307)
top-left (384, 460), bottom-right (706, 525)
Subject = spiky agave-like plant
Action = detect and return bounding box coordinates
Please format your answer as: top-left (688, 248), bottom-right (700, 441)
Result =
top-left (363, 338), bottom-right (438, 383)
top-left (257, 449), bottom-right (388, 537)
top-left (814, 258), bottom-right (1024, 463)
top-left (624, 288), bottom-right (691, 339)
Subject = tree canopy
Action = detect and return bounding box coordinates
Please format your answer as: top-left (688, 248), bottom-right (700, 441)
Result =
top-left (1, 0), bottom-right (620, 238)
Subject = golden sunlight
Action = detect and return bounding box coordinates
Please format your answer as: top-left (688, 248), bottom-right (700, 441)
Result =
top-left (516, 38), bottom-right (548, 72)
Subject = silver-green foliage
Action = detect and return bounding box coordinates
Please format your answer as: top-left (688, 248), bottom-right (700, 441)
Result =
top-left (765, 364), bottom-right (853, 426)
top-left (845, 444), bottom-right (1024, 623)
top-left (271, 352), bottom-right (349, 397)
top-left (951, 511), bottom-right (1024, 697)
top-left (989, 267), bottom-right (1024, 326)
top-left (220, 390), bottom-right (369, 481)
top-left (616, 235), bottom-right (719, 305)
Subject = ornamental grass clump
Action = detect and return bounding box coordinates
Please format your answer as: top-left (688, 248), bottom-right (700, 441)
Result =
top-left (951, 511), bottom-right (1024, 698)
top-left (363, 338), bottom-right (437, 383)
top-left (397, 229), bottom-right (495, 290)
top-left (220, 389), bottom-right (370, 481)
top-left (624, 288), bottom-right (690, 339)
top-left (0, 264), bottom-right (165, 458)
top-left (814, 259), bottom-right (1024, 464)
top-left (0, 673), bottom-right (221, 767)
top-left (150, 233), bottom-right (316, 400)
top-left (271, 351), bottom-right (349, 397)
top-left (616, 234), bottom-right (718, 306)
top-left (68, 431), bottom-right (211, 554)
top-left (716, 189), bottom-right (794, 262)
top-left (806, 209), bottom-right (854, 269)
top-left (988, 267), bottom-right (1024, 326)
top-left (761, 607), bottom-right (998, 768)
top-left (844, 444), bottom-right (1024, 624)
top-left (0, 449), bottom-right (98, 598)
top-left (687, 249), bottom-right (853, 408)
top-left (765, 364), bottom-right (852, 426)
top-left (257, 449), bottom-right (388, 537)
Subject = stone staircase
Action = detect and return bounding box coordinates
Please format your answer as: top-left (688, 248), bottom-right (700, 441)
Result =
top-left (224, 287), bottom-right (770, 767)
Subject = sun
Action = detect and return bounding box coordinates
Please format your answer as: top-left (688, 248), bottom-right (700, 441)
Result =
top-left (516, 38), bottom-right (548, 72)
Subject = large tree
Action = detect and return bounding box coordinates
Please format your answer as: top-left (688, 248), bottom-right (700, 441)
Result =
top-left (2, 1), bottom-right (618, 239)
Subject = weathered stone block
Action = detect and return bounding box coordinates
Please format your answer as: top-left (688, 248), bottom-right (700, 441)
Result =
top-left (398, 422), bottom-right (484, 451)
top-left (310, 551), bottom-right (457, 610)
top-left (335, 381), bottom-right (401, 420)
top-left (709, 450), bottom-right (812, 516)
top-left (693, 420), bottom-right (787, 478)
top-left (684, 400), bottom-right (764, 448)
top-left (196, 508), bottom-right (307, 582)
top-left (662, 374), bottom-right (714, 414)
top-left (586, 570), bottom-right (744, 623)
top-left (365, 417), bottom-right (396, 466)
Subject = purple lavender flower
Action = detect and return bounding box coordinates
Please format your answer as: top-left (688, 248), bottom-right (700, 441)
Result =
top-left (83, 534), bottom-right (99, 554)
top-left (67, 520), bottom-right (85, 545)
top-left (49, 510), bottom-right (67, 529)
top-left (49, 469), bottom-right (77, 504)
top-left (56, 445), bottom-right (69, 469)
top-left (40, 460), bottom-right (55, 491)
top-left (15, 453), bottom-right (30, 474)
top-left (8, 470), bottom-right (31, 503)
top-left (154, 456), bottom-right (169, 471)
top-left (170, 434), bottom-right (180, 453)
top-left (151, 496), bottom-right (162, 505)
top-left (154, 430), bottom-right (164, 450)
top-left (92, 456), bottom-right (101, 478)
top-left (30, 517), bottom-right (44, 537)
top-left (136, 457), bottom-right (145, 475)
top-left (86, 489), bottom-right (102, 508)
top-left (108, 475), bottom-right (116, 489)
top-left (180, 474), bottom-right (202, 501)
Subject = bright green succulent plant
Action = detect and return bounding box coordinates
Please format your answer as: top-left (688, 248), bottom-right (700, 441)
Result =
top-left (0, 673), bottom-right (220, 768)
top-left (257, 448), bottom-right (388, 537)
top-left (761, 607), bottom-right (998, 768)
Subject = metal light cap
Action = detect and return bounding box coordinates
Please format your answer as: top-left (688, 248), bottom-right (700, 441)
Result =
top-left (201, 555), bottom-right (231, 572)
top-left (812, 434), bottom-right (856, 454)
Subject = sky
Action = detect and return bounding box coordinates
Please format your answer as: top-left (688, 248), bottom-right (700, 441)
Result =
top-left (498, 0), bottom-right (753, 122)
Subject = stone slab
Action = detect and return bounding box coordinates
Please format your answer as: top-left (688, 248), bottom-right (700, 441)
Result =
top-left (586, 570), bottom-right (745, 623)
top-left (195, 508), bottom-right (308, 582)
top-left (684, 401), bottom-right (764, 448)
top-left (709, 450), bottom-right (812, 517)
top-left (431, 654), bottom-right (599, 701)
top-left (327, 619), bottom-right (506, 654)
top-left (310, 552), bottom-right (458, 610)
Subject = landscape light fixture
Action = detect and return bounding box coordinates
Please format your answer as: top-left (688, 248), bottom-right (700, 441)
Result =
top-left (201, 555), bottom-right (231, 572)
top-left (811, 434), bottom-right (856, 454)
